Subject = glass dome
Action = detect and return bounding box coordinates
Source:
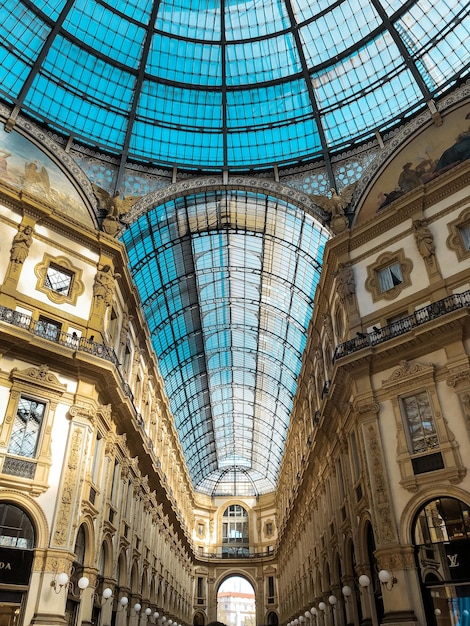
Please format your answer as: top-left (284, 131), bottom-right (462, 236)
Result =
top-left (0, 0), bottom-right (468, 171)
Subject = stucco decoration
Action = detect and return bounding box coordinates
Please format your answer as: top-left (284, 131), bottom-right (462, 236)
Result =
top-left (121, 176), bottom-right (330, 229)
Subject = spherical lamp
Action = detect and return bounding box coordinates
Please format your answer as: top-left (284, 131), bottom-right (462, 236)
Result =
top-left (358, 575), bottom-right (370, 588)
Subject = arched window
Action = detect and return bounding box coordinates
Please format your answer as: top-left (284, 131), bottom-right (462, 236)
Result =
top-left (222, 505), bottom-right (249, 557)
top-left (413, 497), bottom-right (470, 623)
top-left (0, 503), bottom-right (35, 626)
top-left (414, 497), bottom-right (470, 544)
top-left (0, 503), bottom-right (35, 549)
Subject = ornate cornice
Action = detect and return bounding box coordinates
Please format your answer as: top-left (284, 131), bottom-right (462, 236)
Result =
top-left (10, 364), bottom-right (66, 397)
top-left (121, 176), bottom-right (330, 226)
top-left (382, 360), bottom-right (435, 390)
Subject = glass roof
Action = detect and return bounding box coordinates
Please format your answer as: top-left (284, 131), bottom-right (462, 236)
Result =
top-left (0, 0), bottom-right (468, 497)
top-left (122, 190), bottom-right (328, 495)
top-left (0, 0), bottom-right (468, 171)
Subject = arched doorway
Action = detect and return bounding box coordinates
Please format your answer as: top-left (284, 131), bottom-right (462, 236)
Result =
top-left (0, 502), bottom-right (35, 626)
top-left (266, 611), bottom-right (278, 626)
top-left (217, 576), bottom-right (255, 626)
top-left (414, 496), bottom-right (470, 625)
top-left (193, 611), bottom-right (205, 626)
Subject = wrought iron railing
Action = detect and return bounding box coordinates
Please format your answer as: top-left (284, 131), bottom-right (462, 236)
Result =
top-left (0, 305), bottom-right (119, 364)
top-left (333, 289), bottom-right (470, 361)
top-left (197, 547), bottom-right (274, 560)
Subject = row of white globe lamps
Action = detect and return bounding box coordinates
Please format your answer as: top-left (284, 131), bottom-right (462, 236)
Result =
top-left (119, 598), bottom-right (181, 625)
top-left (287, 570), bottom-right (401, 625)
top-left (52, 573), bottom-right (183, 625)
top-left (287, 598), bottom-right (338, 626)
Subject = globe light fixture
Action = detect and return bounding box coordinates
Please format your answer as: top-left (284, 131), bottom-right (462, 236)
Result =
top-left (51, 572), bottom-right (70, 593)
top-left (378, 569), bottom-right (397, 591)
top-left (358, 575), bottom-right (370, 588)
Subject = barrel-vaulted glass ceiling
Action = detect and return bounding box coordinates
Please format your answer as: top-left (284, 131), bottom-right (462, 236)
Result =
top-left (123, 191), bottom-right (328, 495)
top-left (0, 0), bottom-right (468, 170)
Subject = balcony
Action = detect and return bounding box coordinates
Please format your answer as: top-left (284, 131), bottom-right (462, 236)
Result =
top-left (333, 289), bottom-right (470, 362)
top-left (0, 305), bottom-right (118, 364)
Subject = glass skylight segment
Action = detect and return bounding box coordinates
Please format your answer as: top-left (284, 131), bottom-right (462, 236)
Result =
top-left (0, 54), bottom-right (28, 97)
top-left (227, 80), bottom-right (313, 126)
top-left (63, 3), bottom-right (144, 67)
top-left (31, 0), bottom-right (66, 20)
top-left (148, 34), bottom-right (221, 86)
top-left (156, 0), bottom-right (221, 40)
top-left (0, 6), bottom-right (49, 62)
top-left (226, 33), bottom-right (301, 85)
top-left (1, 0), bottom-right (469, 168)
top-left (103, 0), bottom-right (152, 23)
top-left (123, 191), bottom-right (327, 495)
top-left (290, 0), bottom-right (336, 22)
top-left (298, 4), bottom-right (380, 65)
top-left (320, 70), bottom-right (422, 146)
top-left (420, 35), bottom-right (470, 88)
top-left (225, 0), bottom-right (290, 38)
top-left (28, 76), bottom-right (126, 149)
top-left (44, 42), bottom-right (135, 109)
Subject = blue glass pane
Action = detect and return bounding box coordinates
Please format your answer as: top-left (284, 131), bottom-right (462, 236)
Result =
top-left (226, 0), bottom-right (290, 39)
top-left (63, 4), bottom-right (145, 67)
top-left (226, 33), bottom-right (301, 85)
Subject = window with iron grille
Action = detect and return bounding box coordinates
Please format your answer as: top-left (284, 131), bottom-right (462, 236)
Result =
top-left (7, 396), bottom-right (45, 458)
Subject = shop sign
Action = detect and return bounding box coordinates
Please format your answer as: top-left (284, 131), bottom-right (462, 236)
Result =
top-left (0, 547), bottom-right (33, 585)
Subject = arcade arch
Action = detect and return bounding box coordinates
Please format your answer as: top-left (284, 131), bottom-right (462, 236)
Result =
top-left (217, 576), bottom-right (255, 626)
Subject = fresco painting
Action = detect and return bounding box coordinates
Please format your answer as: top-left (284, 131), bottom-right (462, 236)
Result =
top-left (0, 127), bottom-right (94, 227)
top-left (357, 105), bottom-right (470, 225)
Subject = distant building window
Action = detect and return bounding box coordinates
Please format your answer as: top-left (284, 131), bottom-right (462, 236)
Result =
top-left (8, 397), bottom-right (46, 458)
top-left (401, 391), bottom-right (438, 454)
top-left (222, 504), bottom-right (249, 556)
top-left (378, 262), bottom-right (403, 292)
top-left (45, 263), bottom-right (73, 295)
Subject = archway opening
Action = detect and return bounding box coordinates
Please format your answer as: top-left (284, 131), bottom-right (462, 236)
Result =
top-left (413, 496), bottom-right (470, 625)
top-left (0, 502), bottom-right (35, 626)
top-left (217, 576), bottom-right (255, 626)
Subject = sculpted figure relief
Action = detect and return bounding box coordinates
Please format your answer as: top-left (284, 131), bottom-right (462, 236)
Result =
top-left (412, 218), bottom-right (435, 261)
top-left (10, 225), bottom-right (33, 264)
top-left (335, 262), bottom-right (355, 301)
top-left (93, 264), bottom-right (120, 307)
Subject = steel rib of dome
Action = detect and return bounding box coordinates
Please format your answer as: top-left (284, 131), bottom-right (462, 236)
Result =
top-left (0, 0), bottom-right (468, 171)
